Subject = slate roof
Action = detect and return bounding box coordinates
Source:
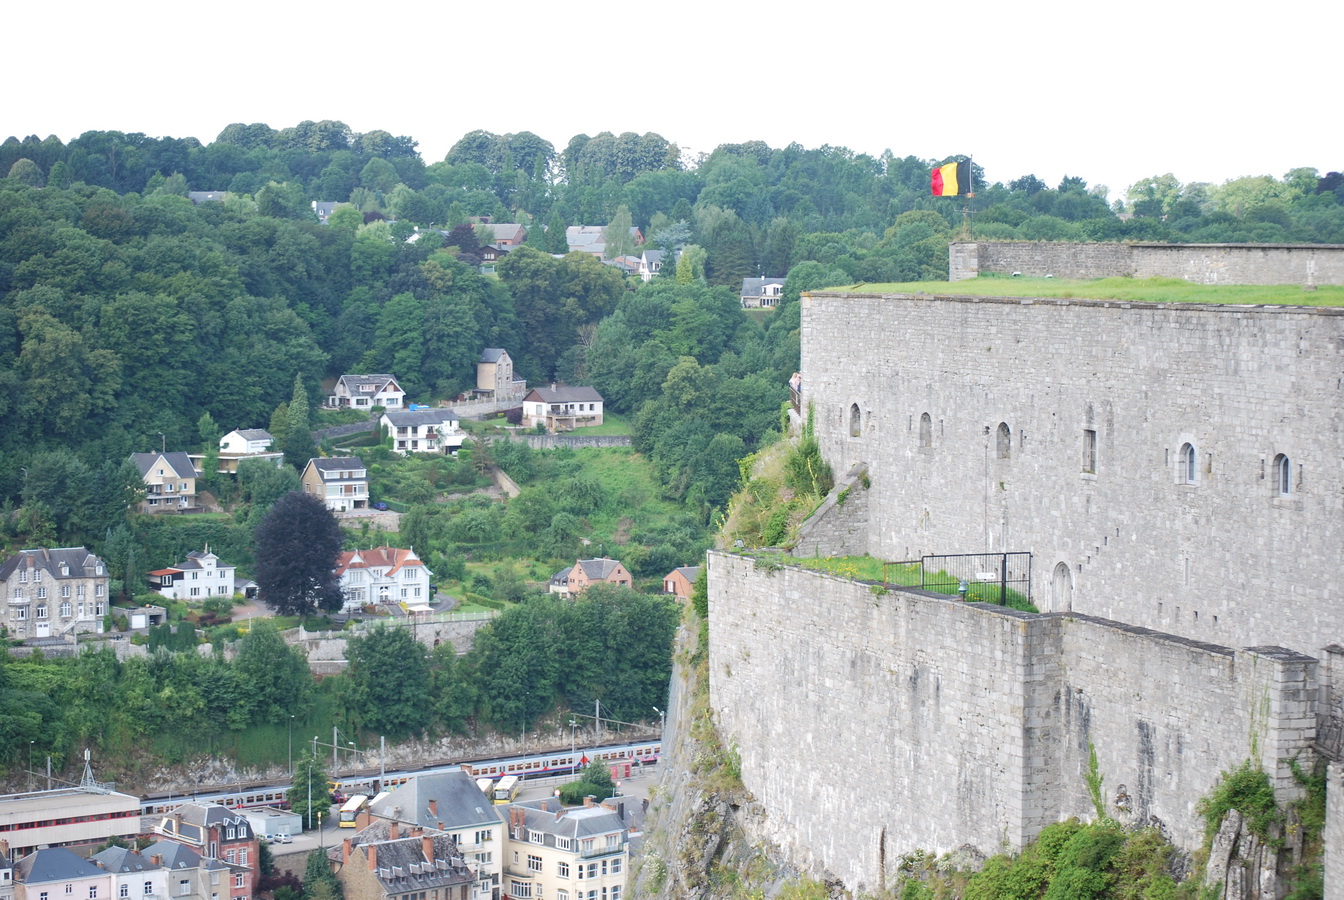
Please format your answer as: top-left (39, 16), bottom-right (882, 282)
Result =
top-left (382, 409), bottom-right (459, 427)
top-left (331, 822), bottom-right (473, 891)
top-left (369, 770), bottom-right (502, 831)
top-left (140, 840), bottom-right (227, 873)
top-left (482, 223), bottom-right (525, 243)
top-left (740, 276), bottom-right (786, 298)
top-left (90, 846), bottom-right (156, 873)
top-left (550, 566), bottom-right (573, 586)
top-left (16, 847), bottom-right (106, 883)
top-left (131, 451), bottom-right (198, 480)
top-left (524, 386), bottom-right (604, 404)
top-left (506, 798), bottom-right (627, 843)
top-left (673, 566), bottom-right (701, 582)
top-left (308, 457), bottom-right (367, 480)
top-left (575, 558), bottom-right (623, 580)
top-left (336, 374), bottom-right (402, 394)
top-left (233, 429), bottom-right (274, 442)
top-left (0, 547), bottom-right (106, 582)
top-left (480, 348), bottom-right (508, 363)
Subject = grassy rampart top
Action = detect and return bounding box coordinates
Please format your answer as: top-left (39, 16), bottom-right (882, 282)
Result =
top-left (810, 276), bottom-right (1344, 307)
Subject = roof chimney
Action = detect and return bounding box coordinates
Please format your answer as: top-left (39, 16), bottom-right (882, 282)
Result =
top-left (583, 796), bottom-right (595, 808)
top-left (343, 838), bottom-right (352, 866)
top-left (150, 855), bottom-right (163, 867)
top-left (368, 843), bottom-right (377, 872)
top-left (428, 798), bottom-right (437, 818)
top-left (389, 821), bottom-right (399, 840)
top-left (421, 835), bottom-right (434, 864)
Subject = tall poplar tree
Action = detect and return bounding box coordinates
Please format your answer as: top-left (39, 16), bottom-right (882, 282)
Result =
top-left (283, 374), bottom-right (315, 469)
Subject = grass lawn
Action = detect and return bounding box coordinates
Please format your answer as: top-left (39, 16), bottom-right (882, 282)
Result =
top-left (578, 412), bottom-right (633, 436)
top-left (827, 276), bottom-right (1344, 307)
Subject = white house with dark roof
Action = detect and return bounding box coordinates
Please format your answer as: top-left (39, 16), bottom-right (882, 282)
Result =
top-left (329, 375), bottom-right (406, 410)
top-left (334, 547), bottom-right (432, 612)
top-left (637, 249), bottom-right (665, 282)
top-left (149, 548), bottom-right (236, 601)
top-left (14, 848), bottom-right (111, 900)
top-left (379, 410), bottom-right (466, 456)
top-left (500, 798), bottom-right (630, 900)
top-left (131, 452), bottom-right (200, 513)
top-left (740, 276), bottom-right (785, 309)
top-left (521, 386), bottom-right (603, 432)
top-left (301, 457), bottom-right (369, 511)
top-left (367, 769), bottom-right (503, 900)
top-left (0, 548), bottom-right (108, 639)
top-left (88, 847), bottom-right (169, 900)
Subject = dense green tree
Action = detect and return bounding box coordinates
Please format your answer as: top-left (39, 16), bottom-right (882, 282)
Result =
top-left (253, 492), bottom-right (344, 616)
top-left (345, 626), bottom-right (431, 736)
top-left (283, 374), bottom-right (315, 469)
top-left (234, 621), bottom-right (312, 725)
top-left (288, 749), bottom-right (333, 829)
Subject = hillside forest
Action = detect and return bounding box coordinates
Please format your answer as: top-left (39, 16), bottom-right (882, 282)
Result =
top-left (1, 121), bottom-right (1341, 784)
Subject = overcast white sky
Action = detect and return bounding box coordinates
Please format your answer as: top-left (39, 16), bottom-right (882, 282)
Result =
top-left (6, 0), bottom-right (1337, 202)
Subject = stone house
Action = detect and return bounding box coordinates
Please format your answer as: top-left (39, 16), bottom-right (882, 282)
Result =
top-left (330, 821), bottom-right (474, 900)
top-left (520, 387), bottom-right (603, 432)
top-left (328, 375), bottom-right (406, 411)
top-left (380, 410), bottom-right (466, 456)
top-left (131, 452), bottom-right (199, 513)
top-left (475, 349), bottom-right (526, 400)
top-left (0, 548), bottom-right (108, 639)
top-left (149, 548), bottom-right (236, 601)
top-left (301, 457), bottom-right (369, 511)
top-left (335, 547), bottom-right (433, 612)
top-left (500, 799), bottom-right (629, 900)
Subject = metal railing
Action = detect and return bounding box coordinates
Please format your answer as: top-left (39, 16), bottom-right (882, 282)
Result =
top-left (883, 552), bottom-right (1032, 606)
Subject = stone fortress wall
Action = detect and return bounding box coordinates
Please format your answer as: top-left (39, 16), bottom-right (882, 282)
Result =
top-left (949, 240), bottom-right (1344, 285)
top-left (707, 284), bottom-right (1344, 894)
top-left (708, 553), bottom-right (1316, 892)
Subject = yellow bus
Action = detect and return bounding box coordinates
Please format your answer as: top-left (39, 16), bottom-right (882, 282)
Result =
top-left (338, 794), bottom-right (368, 828)
top-left (491, 776), bottom-right (521, 805)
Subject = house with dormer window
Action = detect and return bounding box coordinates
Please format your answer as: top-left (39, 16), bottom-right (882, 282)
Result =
top-left (14, 848), bottom-right (111, 900)
top-left (499, 798), bottom-right (630, 900)
top-left (334, 547), bottom-right (433, 613)
top-left (0, 548), bottom-right (108, 639)
top-left (328, 375), bottom-right (406, 411)
top-left (153, 804), bottom-right (257, 900)
top-left (149, 548), bottom-right (236, 601)
top-left (379, 410), bottom-right (467, 456)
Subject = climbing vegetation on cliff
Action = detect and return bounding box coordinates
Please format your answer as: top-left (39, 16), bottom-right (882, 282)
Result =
top-left (721, 406), bottom-right (833, 550)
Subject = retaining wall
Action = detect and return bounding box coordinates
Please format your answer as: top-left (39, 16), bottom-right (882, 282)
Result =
top-left (949, 240), bottom-right (1344, 285)
top-left (707, 552), bottom-right (1318, 892)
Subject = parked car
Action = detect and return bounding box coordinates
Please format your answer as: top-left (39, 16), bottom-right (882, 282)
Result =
top-left (277, 833), bottom-right (293, 844)
top-left (373, 502), bottom-right (389, 510)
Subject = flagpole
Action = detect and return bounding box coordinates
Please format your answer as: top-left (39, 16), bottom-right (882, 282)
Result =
top-left (963, 156), bottom-right (973, 240)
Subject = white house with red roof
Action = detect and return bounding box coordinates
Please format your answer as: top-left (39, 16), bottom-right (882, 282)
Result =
top-left (334, 547), bottom-right (433, 612)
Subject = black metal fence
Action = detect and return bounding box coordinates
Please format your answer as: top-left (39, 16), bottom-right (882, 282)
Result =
top-left (884, 552), bottom-right (1033, 606)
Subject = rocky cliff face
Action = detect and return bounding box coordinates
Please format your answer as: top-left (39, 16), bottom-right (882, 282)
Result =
top-left (632, 620), bottom-right (834, 900)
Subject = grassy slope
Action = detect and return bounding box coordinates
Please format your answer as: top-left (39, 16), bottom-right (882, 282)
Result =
top-left (816, 276), bottom-right (1344, 306)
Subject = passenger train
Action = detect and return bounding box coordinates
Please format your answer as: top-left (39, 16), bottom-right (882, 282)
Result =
top-left (139, 739), bottom-right (661, 817)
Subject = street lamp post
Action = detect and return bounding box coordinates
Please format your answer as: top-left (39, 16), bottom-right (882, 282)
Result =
top-left (288, 715), bottom-right (294, 776)
top-left (569, 718), bottom-right (578, 775)
top-left (652, 706), bottom-right (665, 734)
top-left (28, 741), bottom-right (34, 791)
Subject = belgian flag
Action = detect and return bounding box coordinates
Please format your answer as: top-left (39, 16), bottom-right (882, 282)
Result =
top-left (931, 160), bottom-right (972, 196)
